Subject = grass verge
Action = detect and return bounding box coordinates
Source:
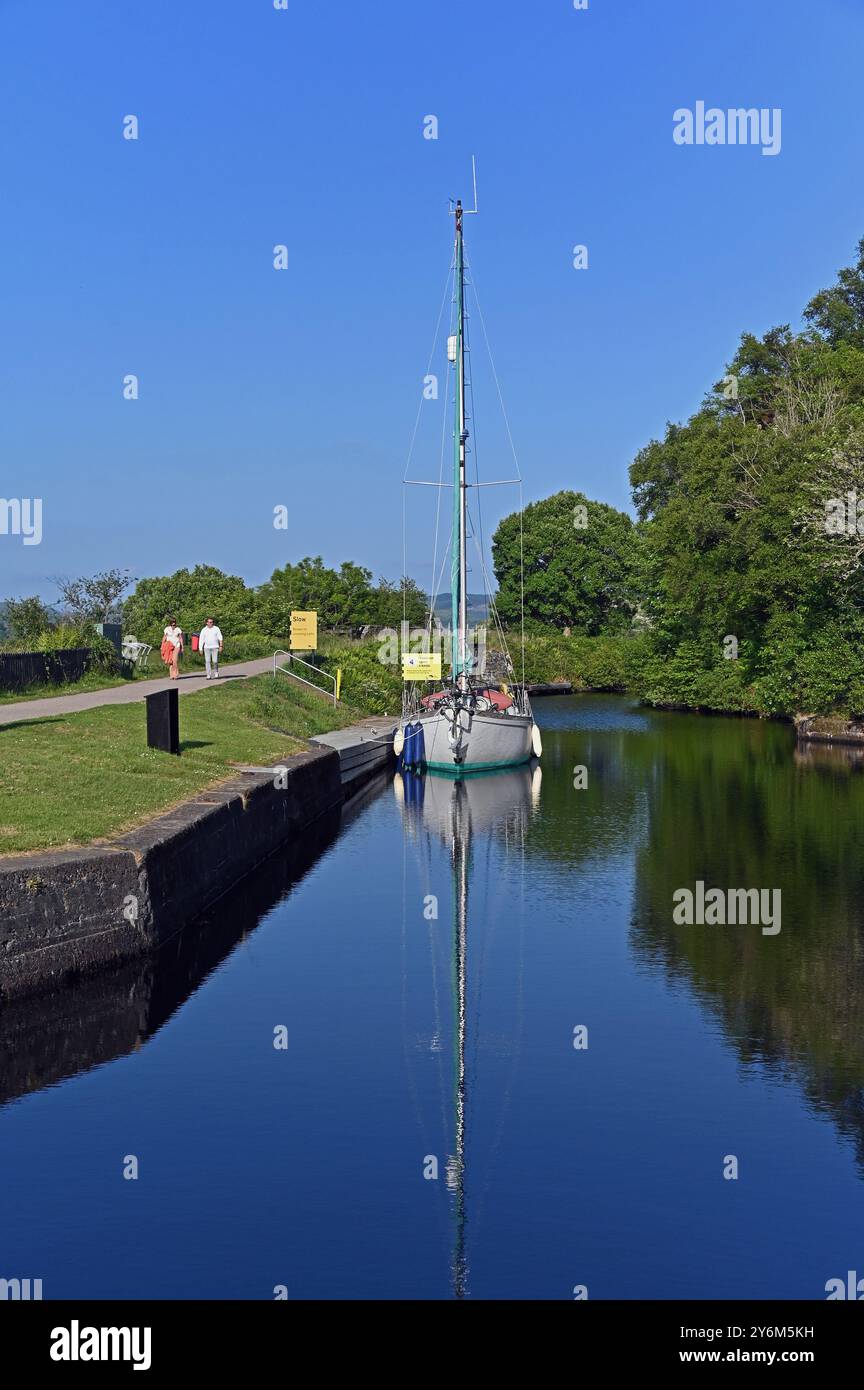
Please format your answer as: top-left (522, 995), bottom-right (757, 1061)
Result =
top-left (0, 675), bottom-right (366, 855)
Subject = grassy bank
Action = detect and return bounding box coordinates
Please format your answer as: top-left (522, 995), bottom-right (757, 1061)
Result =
top-left (0, 675), bottom-right (364, 854)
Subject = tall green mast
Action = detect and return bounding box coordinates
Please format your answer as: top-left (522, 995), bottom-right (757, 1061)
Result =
top-left (450, 200), bottom-right (468, 686)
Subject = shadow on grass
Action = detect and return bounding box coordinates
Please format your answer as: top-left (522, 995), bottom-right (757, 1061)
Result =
top-left (0, 716), bottom-right (65, 731)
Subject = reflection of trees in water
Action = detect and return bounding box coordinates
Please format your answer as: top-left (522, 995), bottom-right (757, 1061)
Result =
top-left (630, 721), bottom-right (864, 1172)
top-left (522, 730), bottom-right (648, 868)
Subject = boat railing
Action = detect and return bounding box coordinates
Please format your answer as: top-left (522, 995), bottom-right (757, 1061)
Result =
top-left (272, 650), bottom-right (338, 705)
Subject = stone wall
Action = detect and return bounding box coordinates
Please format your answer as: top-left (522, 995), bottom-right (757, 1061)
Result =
top-left (0, 746), bottom-right (342, 1001)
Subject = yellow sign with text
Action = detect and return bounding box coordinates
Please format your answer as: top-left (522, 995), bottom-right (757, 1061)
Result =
top-left (290, 611), bottom-right (318, 650)
top-left (402, 652), bottom-right (442, 681)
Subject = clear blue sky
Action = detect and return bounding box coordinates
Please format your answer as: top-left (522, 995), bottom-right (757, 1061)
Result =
top-left (2, 0), bottom-right (863, 602)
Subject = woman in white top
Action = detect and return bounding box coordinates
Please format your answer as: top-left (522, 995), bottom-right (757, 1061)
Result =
top-left (163, 617), bottom-right (184, 681)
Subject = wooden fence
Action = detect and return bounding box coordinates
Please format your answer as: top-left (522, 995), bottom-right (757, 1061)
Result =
top-left (0, 648), bottom-right (93, 692)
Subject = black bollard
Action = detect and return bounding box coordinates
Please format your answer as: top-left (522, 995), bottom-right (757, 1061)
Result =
top-left (146, 687), bottom-right (180, 755)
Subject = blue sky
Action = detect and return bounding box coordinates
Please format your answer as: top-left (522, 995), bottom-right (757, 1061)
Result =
top-left (2, 0), bottom-right (863, 602)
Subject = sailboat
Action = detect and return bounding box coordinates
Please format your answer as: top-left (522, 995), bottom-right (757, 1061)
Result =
top-left (397, 186), bottom-right (542, 775)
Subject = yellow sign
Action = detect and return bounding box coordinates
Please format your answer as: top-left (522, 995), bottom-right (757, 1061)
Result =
top-left (290, 611), bottom-right (318, 650)
top-left (402, 652), bottom-right (442, 681)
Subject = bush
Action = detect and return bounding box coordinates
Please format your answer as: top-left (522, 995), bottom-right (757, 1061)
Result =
top-left (31, 623), bottom-right (119, 673)
top-left (318, 639), bottom-right (403, 713)
top-left (517, 631), bottom-right (650, 691)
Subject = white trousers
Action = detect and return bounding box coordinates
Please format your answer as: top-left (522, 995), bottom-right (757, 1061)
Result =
top-left (203, 647), bottom-right (219, 676)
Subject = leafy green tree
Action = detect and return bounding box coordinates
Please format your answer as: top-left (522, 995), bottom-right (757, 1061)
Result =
top-left (804, 236), bottom-right (864, 347)
top-left (255, 557), bottom-right (378, 636)
top-left (492, 490), bottom-right (637, 634)
top-left (2, 595), bottom-right (58, 641)
top-left (629, 232), bottom-right (864, 715)
top-left (123, 565), bottom-right (256, 638)
top-left (371, 576), bottom-right (428, 628)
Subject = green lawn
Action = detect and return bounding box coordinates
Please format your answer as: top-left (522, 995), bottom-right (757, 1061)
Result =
top-left (0, 675), bottom-right (365, 854)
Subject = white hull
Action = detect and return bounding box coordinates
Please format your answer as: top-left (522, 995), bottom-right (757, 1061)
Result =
top-left (417, 708), bottom-right (534, 772)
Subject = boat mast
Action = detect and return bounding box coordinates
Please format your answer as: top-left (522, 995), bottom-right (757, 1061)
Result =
top-left (451, 200), bottom-right (469, 689)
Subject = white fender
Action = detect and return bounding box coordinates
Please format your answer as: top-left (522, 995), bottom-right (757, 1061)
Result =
top-left (531, 723), bottom-right (543, 757)
top-left (394, 727), bottom-right (405, 757)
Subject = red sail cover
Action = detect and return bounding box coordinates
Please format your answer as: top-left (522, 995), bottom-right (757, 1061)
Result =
top-left (420, 687), bottom-right (514, 711)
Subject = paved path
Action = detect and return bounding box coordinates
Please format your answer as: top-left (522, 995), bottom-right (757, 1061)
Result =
top-left (0, 658), bottom-right (274, 727)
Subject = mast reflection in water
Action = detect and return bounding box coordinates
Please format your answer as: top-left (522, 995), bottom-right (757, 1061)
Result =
top-left (395, 765), bottom-right (540, 1298)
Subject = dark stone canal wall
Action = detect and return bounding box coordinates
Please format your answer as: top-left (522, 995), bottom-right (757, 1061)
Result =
top-left (0, 746), bottom-right (342, 1002)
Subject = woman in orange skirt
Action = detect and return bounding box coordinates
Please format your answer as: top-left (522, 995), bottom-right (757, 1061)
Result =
top-left (161, 617), bottom-right (184, 680)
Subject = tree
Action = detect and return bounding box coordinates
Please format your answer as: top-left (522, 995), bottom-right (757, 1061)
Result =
top-left (2, 595), bottom-right (57, 641)
top-left (804, 236), bottom-right (864, 348)
top-left (628, 231), bottom-right (864, 714)
top-left (255, 557), bottom-right (378, 636)
top-left (123, 565), bottom-right (255, 637)
top-left (54, 568), bottom-right (134, 623)
top-left (370, 576), bottom-right (428, 629)
top-left (492, 491), bottom-right (637, 634)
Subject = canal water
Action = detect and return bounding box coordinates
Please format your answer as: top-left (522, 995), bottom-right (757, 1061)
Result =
top-left (2, 695), bottom-right (863, 1300)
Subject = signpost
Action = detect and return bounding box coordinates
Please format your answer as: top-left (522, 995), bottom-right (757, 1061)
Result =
top-left (402, 652), bottom-right (442, 681)
top-left (290, 611), bottom-right (318, 651)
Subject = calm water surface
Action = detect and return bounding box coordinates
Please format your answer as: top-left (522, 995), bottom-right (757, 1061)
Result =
top-left (2, 695), bottom-right (864, 1299)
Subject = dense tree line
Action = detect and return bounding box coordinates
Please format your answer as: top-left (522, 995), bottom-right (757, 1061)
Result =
top-left (121, 559), bottom-right (427, 642)
top-left (2, 561), bottom-right (427, 654)
top-left (630, 235), bottom-right (864, 713)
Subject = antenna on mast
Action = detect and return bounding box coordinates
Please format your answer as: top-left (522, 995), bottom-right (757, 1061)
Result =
top-left (449, 156), bottom-right (479, 216)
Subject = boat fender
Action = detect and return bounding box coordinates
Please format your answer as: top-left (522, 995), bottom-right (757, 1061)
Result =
top-left (531, 723), bottom-right (543, 757)
top-left (394, 727), bottom-right (405, 758)
top-left (415, 723), bottom-right (426, 767)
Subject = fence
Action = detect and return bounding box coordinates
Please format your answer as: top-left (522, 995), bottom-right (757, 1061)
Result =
top-left (0, 648), bottom-right (93, 692)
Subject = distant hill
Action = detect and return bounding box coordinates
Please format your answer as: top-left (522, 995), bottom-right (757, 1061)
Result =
top-left (430, 592), bottom-right (493, 625)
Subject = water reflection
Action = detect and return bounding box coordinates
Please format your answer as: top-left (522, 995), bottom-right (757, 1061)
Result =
top-left (625, 706), bottom-right (864, 1173)
top-left (0, 807), bottom-right (343, 1111)
top-left (395, 765), bottom-right (536, 1298)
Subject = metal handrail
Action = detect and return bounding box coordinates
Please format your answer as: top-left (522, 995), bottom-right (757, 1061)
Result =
top-left (273, 650), bottom-right (337, 705)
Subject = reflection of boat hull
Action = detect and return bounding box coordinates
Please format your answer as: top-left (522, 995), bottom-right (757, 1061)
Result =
top-left (418, 708), bottom-right (534, 772)
top-left (396, 761), bottom-right (536, 833)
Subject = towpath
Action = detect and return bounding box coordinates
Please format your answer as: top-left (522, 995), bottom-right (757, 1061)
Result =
top-left (0, 659), bottom-right (273, 727)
